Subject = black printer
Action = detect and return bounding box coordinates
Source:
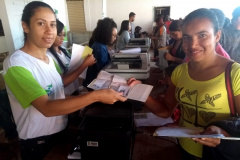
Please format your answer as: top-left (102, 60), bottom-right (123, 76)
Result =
top-left (78, 101), bottom-right (134, 160)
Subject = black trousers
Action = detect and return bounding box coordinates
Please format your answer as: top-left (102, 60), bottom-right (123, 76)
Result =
top-left (20, 130), bottom-right (66, 160)
top-left (202, 140), bottom-right (240, 160)
top-left (179, 144), bottom-right (201, 160)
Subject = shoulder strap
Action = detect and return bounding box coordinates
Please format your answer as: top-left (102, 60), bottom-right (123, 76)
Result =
top-left (225, 61), bottom-right (237, 116)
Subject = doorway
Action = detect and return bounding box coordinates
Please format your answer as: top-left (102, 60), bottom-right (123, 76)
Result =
top-left (154, 6), bottom-right (170, 21)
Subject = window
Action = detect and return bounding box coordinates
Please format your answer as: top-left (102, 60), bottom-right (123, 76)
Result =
top-left (66, 0), bottom-right (86, 31)
top-left (0, 20), bottom-right (4, 36)
top-left (154, 7), bottom-right (171, 21)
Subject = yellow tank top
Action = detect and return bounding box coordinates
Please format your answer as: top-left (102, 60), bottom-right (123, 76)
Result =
top-left (171, 62), bottom-right (240, 158)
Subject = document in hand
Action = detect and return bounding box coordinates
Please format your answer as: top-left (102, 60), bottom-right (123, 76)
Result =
top-left (154, 126), bottom-right (226, 138)
top-left (87, 70), bottom-right (153, 102)
top-left (68, 43), bottom-right (93, 79)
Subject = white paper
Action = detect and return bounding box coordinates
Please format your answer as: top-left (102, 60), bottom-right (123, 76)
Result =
top-left (134, 112), bottom-right (173, 127)
top-left (68, 44), bottom-right (85, 73)
top-left (64, 44), bottom-right (85, 94)
top-left (96, 70), bottom-right (113, 80)
top-left (112, 75), bottom-right (127, 83)
top-left (87, 70), bottom-right (153, 102)
top-left (154, 127), bottom-right (225, 138)
top-left (127, 84), bottom-right (153, 102)
top-left (120, 47), bottom-right (141, 54)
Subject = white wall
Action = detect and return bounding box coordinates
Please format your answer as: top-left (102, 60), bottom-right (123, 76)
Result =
top-left (84, 0), bottom-right (240, 33)
top-left (1, 0), bottom-right (239, 53)
top-left (0, 0), bottom-right (37, 54)
top-left (0, 37), bottom-right (8, 53)
top-left (43, 0), bottom-right (69, 31)
top-left (84, 0), bottom-right (103, 31)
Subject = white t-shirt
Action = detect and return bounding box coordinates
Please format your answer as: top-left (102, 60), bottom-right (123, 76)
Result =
top-left (3, 50), bottom-right (67, 140)
top-left (47, 49), bottom-right (79, 95)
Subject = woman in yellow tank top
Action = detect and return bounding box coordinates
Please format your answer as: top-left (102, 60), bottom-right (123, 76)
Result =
top-left (128, 8), bottom-right (240, 160)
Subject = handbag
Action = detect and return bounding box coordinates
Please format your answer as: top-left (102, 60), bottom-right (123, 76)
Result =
top-left (202, 61), bottom-right (240, 160)
top-left (225, 61), bottom-right (238, 116)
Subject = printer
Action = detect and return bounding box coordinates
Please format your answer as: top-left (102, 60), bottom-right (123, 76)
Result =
top-left (104, 52), bottom-right (150, 80)
top-left (125, 38), bottom-right (151, 53)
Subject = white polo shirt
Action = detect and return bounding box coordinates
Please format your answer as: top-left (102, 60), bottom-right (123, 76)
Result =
top-left (47, 49), bottom-right (79, 95)
top-left (3, 50), bottom-right (67, 140)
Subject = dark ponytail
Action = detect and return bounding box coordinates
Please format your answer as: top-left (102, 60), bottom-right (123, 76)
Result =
top-left (49, 46), bottom-right (69, 74)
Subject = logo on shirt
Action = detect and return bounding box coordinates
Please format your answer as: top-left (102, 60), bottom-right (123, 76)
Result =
top-left (45, 84), bottom-right (53, 96)
top-left (200, 93), bottom-right (221, 107)
top-left (181, 89), bottom-right (197, 101)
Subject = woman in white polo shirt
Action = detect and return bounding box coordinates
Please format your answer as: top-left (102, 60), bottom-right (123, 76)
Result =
top-left (3, 2), bottom-right (126, 160)
top-left (47, 19), bottom-right (96, 95)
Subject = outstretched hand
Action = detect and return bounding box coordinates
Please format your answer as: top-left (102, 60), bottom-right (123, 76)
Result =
top-left (95, 89), bottom-right (127, 104)
top-left (127, 78), bottom-right (142, 87)
top-left (192, 125), bottom-right (230, 147)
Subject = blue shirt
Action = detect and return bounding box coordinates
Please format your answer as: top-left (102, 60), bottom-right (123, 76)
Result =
top-left (83, 42), bottom-right (110, 87)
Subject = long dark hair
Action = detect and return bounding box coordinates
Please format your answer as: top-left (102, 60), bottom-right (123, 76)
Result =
top-left (21, 1), bottom-right (55, 43)
top-left (118, 20), bottom-right (129, 36)
top-left (183, 8), bottom-right (219, 34)
top-left (169, 20), bottom-right (183, 32)
top-left (89, 17), bottom-right (117, 47)
top-left (49, 19), bottom-right (70, 74)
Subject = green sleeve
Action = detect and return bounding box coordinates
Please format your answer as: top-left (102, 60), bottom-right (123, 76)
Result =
top-left (4, 66), bottom-right (47, 108)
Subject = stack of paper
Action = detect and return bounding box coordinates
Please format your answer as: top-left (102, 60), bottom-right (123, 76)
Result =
top-left (120, 47), bottom-right (141, 54)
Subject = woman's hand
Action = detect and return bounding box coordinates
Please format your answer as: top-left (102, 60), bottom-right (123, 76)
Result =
top-left (82, 54), bottom-right (96, 67)
top-left (192, 125), bottom-right (230, 147)
top-left (127, 78), bottom-right (142, 87)
top-left (95, 89), bottom-right (127, 104)
top-left (164, 52), bottom-right (174, 61)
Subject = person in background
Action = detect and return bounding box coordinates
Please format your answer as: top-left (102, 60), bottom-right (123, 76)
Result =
top-left (3, 2), bottom-right (126, 159)
top-left (220, 6), bottom-right (240, 62)
top-left (83, 17), bottom-right (117, 88)
top-left (134, 26), bottom-right (142, 38)
top-left (129, 12), bottom-right (136, 38)
top-left (164, 20), bottom-right (185, 65)
top-left (116, 20), bottom-right (130, 51)
top-left (47, 19), bottom-right (96, 95)
top-left (164, 15), bottom-right (172, 46)
top-left (128, 8), bottom-right (240, 160)
top-left (209, 8), bottom-right (230, 59)
top-left (151, 15), bottom-right (167, 57)
top-left (223, 17), bottom-right (230, 29)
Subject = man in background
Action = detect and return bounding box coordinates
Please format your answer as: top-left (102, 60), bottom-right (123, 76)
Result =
top-left (129, 12), bottom-right (136, 38)
top-left (219, 6), bottom-right (240, 62)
